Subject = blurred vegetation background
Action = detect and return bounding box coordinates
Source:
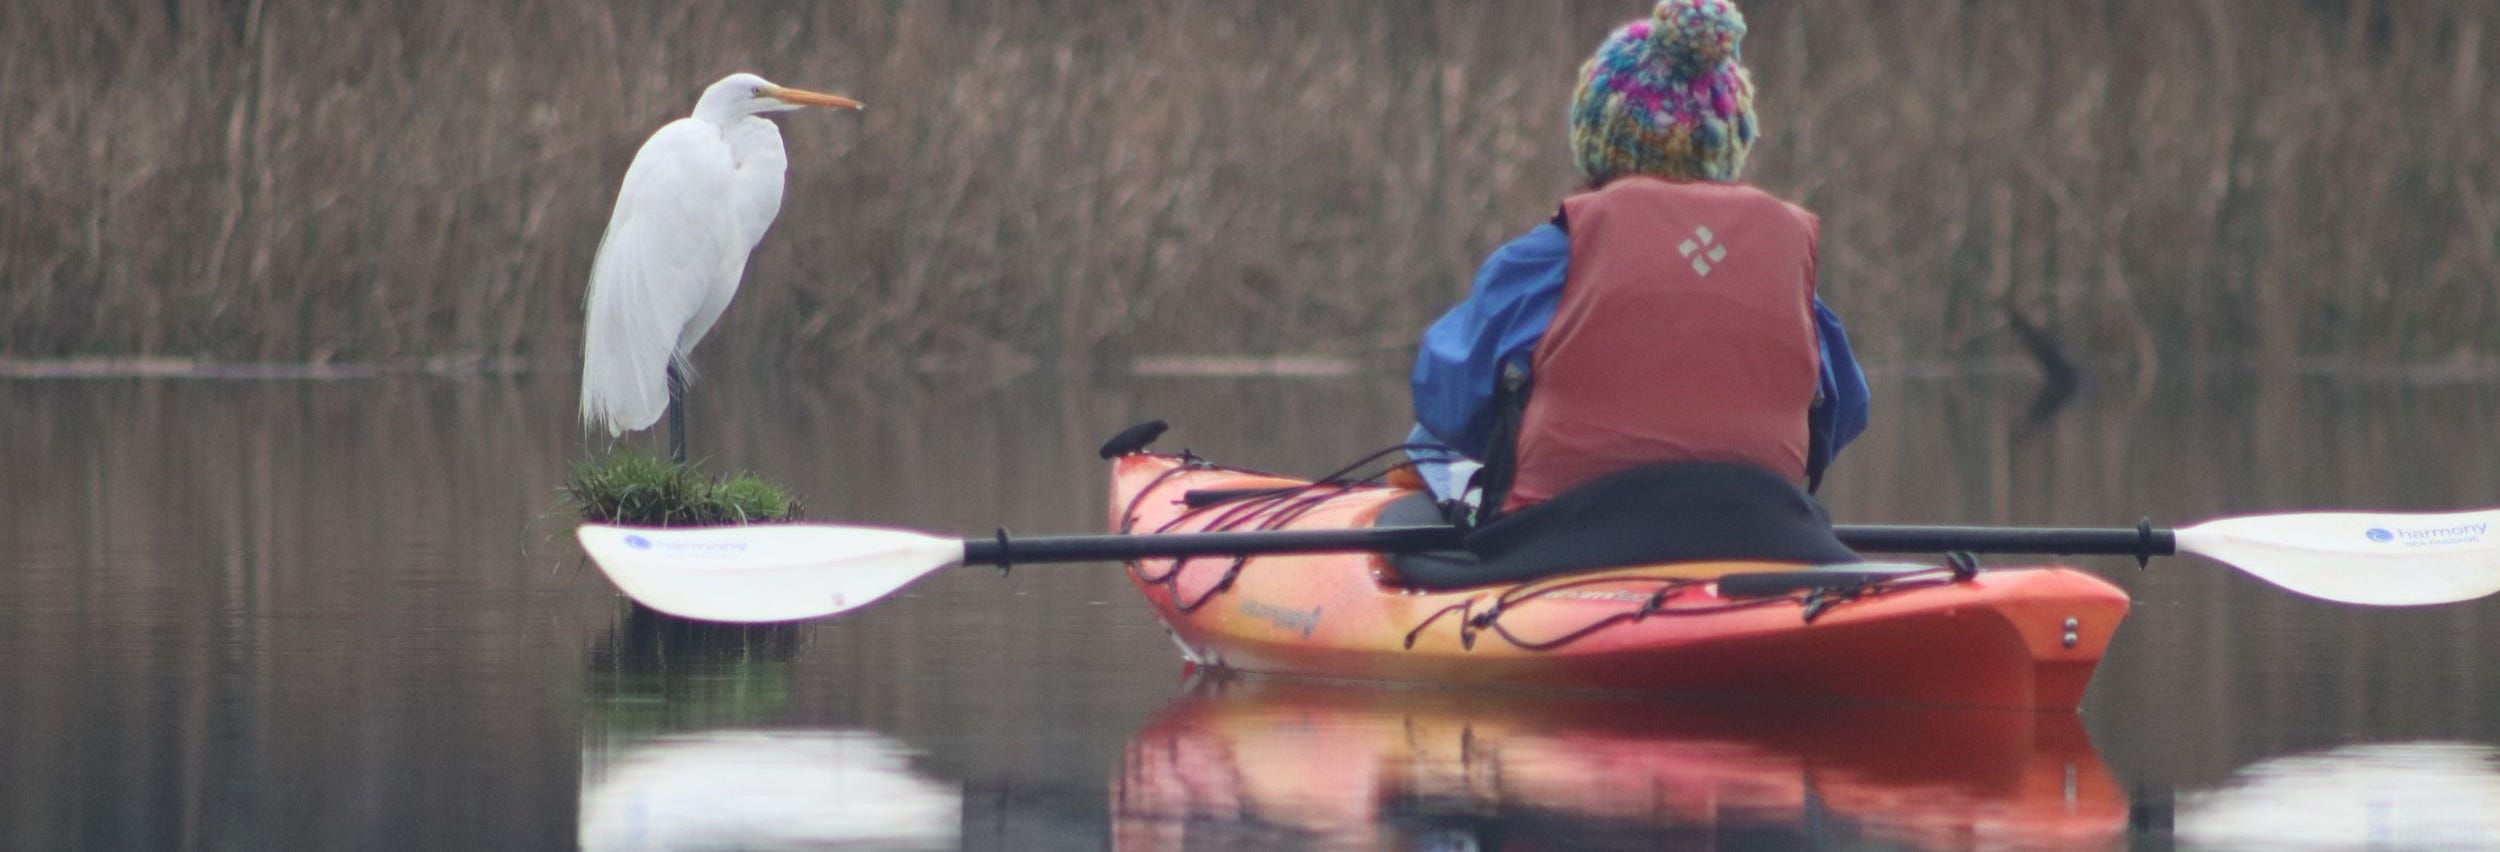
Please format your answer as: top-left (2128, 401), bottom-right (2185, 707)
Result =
top-left (4, 0), bottom-right (2494, 378)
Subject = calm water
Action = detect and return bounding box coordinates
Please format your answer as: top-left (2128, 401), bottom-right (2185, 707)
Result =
top-left (4, 369), bottom-right (2497, 850)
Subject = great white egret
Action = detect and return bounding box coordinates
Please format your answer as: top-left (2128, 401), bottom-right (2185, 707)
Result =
top-left (579, 72), bottom-right (862, 461)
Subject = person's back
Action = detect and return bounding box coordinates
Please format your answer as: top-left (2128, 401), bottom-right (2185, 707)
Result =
top-left (1510, 178), bottom-right (1821, 506)
top-left (1408, 0), bottom-right (1869, 517)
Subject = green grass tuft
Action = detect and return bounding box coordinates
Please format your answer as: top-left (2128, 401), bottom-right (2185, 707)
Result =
top-left (565, 446), bottom-right (802, 526)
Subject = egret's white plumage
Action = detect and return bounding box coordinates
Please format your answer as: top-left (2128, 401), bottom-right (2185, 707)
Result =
top-left (580, 72), bottom-right (859, 437)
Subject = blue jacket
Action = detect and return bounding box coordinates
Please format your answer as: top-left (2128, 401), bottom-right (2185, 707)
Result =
top-left (1412, 222), bottom-right (1869, 470)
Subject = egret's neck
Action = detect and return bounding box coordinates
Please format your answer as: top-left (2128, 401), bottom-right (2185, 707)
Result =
top-left (690, 94), bottom-right (753, 129)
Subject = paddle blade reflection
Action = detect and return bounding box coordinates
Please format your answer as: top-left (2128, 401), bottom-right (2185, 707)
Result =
top-left (1112, 680), bottom-right (2125, 850)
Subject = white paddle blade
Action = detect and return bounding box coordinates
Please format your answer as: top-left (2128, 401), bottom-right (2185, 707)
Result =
top-left (577, 523), bottom-right (967, 623)
top-left (2176, 508), bottom-right (2500, 606)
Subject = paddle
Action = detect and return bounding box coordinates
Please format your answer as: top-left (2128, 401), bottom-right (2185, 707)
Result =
top-left (575, 506), bottom-right (2500, 623)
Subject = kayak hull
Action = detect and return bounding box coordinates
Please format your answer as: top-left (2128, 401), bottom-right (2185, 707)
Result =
top-left (1110, 453), bottom-right (2130, 709)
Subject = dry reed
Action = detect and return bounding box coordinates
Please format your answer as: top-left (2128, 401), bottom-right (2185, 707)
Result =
top-left (2, 1), bottom-right (2493, 376)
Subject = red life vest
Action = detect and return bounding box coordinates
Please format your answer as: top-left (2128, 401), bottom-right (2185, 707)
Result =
top-left (1507, 177), bottom-right (1821, 508)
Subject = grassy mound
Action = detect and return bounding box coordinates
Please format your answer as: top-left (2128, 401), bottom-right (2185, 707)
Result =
top-left (565, 446), bottom-right (802, 526)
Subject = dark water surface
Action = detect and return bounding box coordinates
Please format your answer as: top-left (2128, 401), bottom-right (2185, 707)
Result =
top-left (4, 370), bottom-right (2497, 850)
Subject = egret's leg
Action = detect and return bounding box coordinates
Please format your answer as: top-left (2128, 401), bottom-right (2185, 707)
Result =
top-left (665, 363), bottom-right (688, 465)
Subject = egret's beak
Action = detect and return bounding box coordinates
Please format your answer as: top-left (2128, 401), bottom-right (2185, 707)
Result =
top-left (763, 85), bottom-right (863, 110)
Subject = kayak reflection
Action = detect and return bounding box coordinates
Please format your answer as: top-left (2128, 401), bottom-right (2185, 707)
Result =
top-left (2176, 741), bottom-right (2500, 849)
top-left (580, 729), bottom-right (962, 851)
top-left (1113, 678), bottom-right (2125, 851)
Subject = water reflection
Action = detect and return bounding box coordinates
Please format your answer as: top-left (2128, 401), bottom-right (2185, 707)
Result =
top-left (1112, 677), bottom-right (2124, 851)
top-left (4, 372), bottom-right (2495, 849)
top-left (580, 729), bottom-right (961, 851)
top-left (2175, 742), bottom-right (2500, 850)
top-left (585, 602), bottom-right (802, 734)
top-left (578, 606), bottom-right (962, 850)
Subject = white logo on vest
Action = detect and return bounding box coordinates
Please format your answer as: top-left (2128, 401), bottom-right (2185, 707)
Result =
top-left (1678, 225), bottom-right (1728, 276)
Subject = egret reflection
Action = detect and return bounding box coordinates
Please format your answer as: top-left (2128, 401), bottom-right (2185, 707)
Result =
top-left (2177, 742), bottom-right (2500, 849)
top-left (581, 729), bottom-right (960, 851)
top-left (577, 606), bottom-right (966, 849)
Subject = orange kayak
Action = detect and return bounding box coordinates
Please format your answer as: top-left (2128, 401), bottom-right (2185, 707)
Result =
top-left (1110, 453), bottom-right (2130, 709)
top-left (1114, 678), bottom-right (2127, 850)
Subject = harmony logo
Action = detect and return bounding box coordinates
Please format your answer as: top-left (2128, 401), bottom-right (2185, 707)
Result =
top-left (658, 540), bottom-right (749, 556)
top-left (618, 534), bottom-right (750, 557)
top-left (2366, 522), bottom-right (2488, 547)
top-left (1678, 225), bottom-right (1728, 277)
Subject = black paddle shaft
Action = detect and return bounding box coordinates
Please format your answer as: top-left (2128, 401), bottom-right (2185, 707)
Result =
top-left (957, 523), bottom-right (2178, 567)
top-left (1838, 523), bottom-right (2178, 565)
top-left (963, 525), bottom-right (1463, 567)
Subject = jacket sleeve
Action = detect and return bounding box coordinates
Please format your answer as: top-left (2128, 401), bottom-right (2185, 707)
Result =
top-left (1812, 298), bottom-right (1871, 453)
top-left (1411, 224), bottom-right (1571, 459)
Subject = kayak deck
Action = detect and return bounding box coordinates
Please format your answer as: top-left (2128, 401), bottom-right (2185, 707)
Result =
top-left (1110, 453), bottom-right (2131, 709)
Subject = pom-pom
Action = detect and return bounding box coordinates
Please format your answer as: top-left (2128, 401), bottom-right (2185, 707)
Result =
top-left (1647, 0), bottom-right (1746, 72)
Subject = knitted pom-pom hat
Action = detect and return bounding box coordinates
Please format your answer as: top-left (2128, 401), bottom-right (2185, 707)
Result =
top-left (1569, 0), bottom-right (1757, 185)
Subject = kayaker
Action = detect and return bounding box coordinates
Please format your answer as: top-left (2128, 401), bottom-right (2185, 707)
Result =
top-left (1407, 0), bottom-right (1870, 516)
